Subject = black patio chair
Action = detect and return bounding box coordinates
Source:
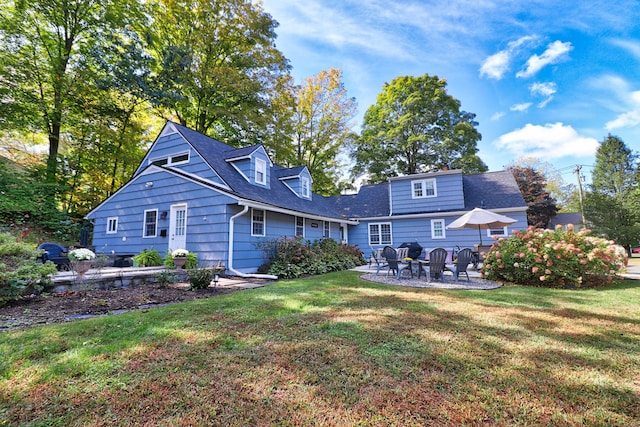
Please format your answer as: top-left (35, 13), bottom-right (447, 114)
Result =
top-left (421, 247), bottom-right (450, 281)
top-left (448, 248), bottom-right (474, 281)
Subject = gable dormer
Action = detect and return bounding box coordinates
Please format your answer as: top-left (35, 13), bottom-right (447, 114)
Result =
top-left (389, 169), bottom-right (465, 214)
top-left (224, 145), bottom-right (271, 189)
top-left (276, 166), bottom-right (313, 200)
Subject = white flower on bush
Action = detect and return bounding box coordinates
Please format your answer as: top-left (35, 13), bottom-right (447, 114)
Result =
top-left (68, 248), bottom-right (96, 261)
top-left (172, 249), bottom-right (189, 258)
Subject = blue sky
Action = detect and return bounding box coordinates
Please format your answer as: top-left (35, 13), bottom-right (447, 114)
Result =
top-left (260, 0), bottom-right (640, 182)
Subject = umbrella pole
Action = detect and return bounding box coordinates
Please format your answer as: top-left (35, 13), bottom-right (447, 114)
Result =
top-left (478, 225), bottom-right (483, 245)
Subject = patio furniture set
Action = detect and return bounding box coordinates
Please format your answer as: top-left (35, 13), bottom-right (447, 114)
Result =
top-left (370, 245), bottom-right (476, 282)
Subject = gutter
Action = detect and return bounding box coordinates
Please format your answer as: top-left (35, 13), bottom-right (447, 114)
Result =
top-left (227, 205), bottom-right (278, 280)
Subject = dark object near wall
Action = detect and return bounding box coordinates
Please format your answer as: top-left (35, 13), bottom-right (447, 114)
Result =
top-left (398, 241), bottom-right (423, 259)
top-left (37, 242), bottom-right (70, 270)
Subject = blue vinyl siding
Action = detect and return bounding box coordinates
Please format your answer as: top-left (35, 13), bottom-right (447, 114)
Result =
top-left (390, 173), bottom-right (465, 215)
top-left (90, 169), bottom-right (236, 265)
top-left (136, 132), bottom-right (226, 186)
top-left (280, 169), bottom-right (312, 199)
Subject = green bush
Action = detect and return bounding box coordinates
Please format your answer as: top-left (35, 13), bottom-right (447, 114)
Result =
top-left (0, 233), bottom-right (57, 305)
top-left (154, 271), bottom-right (178, 288)
top-left (257, 237), bottom-right (365, 279)
top-left (481, 225), bottom-right (626, 288)
top-left (163, 252), bottom-right (198, 269)
top-left (186, 268), bottom-right (216, 289)
top-left (133, 249), bottom-right (163, 267)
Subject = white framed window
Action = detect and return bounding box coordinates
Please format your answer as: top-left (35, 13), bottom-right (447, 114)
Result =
top-left (487, 226), bottom-right (508, 238)
top-left (301, 176), bottom-right (310, 198)
top-left (323, 221), bottom-right (330, 238)
top-left (106, 217), bottom-right (118, 234)
top-left (412, 178), bottom-right (437, 199)
top-left (295, 216), bottom-right (305, 237)
top-left (252, 209), bottom-right (265, 236)
top-left (369, 222), bottom-right (392, 245)
top-left (255, 158), bottom-right (266, 185)
top-left (431, 219), bottom-right (446, 239)
top-left (149, 151), bottom-right (190, 166)
top-left (143, 209), bottom-right (158, 238)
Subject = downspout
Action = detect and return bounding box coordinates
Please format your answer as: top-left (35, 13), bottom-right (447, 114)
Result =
top-left (227, 205), bottom-right (278, 280)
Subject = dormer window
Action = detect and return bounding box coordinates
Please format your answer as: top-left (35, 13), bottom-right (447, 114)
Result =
top-left (301, 176), bottom-right (310, 198)
top-left (412, 178), bottom-right (436, 199)
top-left (255, 158), bottom-right (266, 185)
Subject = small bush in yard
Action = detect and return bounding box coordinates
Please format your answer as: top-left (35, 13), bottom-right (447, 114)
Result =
top-left (0, 233), bottom-right (57, 305)
top-left (257, 236), bottom-right (365, 279)
top-left (133, 249), bottom-right (163, 267)
top-left (186, 268), bottom-right (215, 289)
top-left (481, 225), bottom-right (626, 288)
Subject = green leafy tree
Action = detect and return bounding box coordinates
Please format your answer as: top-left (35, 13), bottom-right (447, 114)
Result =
top-left (591, 134), bottom-right (638, 196)
top-left (586, 135), bottom-right (640, 251)
top-left (0, 0), bottom-right (143, 182)
top-left (290, 69), bottom-right (358, 195)
top-left (352, 73), bottom-right (487, 184)
top-left (148, 0), bottom-right (290, 147)
top-left (508, 163), bottom-right (559, 228)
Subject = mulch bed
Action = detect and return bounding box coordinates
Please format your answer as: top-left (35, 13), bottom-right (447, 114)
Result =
top-left (0, 283), bottom-right (238, 332)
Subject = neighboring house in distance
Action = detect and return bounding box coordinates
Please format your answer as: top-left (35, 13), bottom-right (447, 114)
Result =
top-left (86, 121), bottom-right (528, 274)
top-left (547, 212), bottom-right (585, 231)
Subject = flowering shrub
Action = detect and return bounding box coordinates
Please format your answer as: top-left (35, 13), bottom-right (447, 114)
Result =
top-left (256, 236), bottom-right (365, 279)
top-left (68, 248), bottom-right (96, 261)
top-left (481, 225), bottom-right (626, 288)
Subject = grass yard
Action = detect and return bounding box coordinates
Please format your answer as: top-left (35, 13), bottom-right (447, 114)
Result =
top-left (1, 271), bottom-right (639, 426)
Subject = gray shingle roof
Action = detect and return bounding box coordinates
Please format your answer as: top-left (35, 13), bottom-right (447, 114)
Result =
top-left (173, 123), bottom-right (343, 219)
top-left (171, 122), bottom-right (525, 220)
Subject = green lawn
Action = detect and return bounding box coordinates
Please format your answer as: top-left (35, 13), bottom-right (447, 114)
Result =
top-left (1, 271), bottom-right (639, 426)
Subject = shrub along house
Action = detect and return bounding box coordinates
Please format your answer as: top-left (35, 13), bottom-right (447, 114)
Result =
top-left (86, 121), bottom-right (528, 274)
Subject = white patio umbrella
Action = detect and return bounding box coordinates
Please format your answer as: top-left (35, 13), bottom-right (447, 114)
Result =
top-left (446, 208), bottom-right (517, 244)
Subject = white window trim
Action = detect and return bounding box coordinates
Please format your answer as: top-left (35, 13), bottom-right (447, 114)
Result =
top-left (106, 217), bottom-right (118, 234)
top-left (323, 220), bottom-right (330, 238)
top-left (301, 176), bottom-right (310, 198)
top-left (295, 216), bottom-right (305, 237)
top-left (255, 158), bottom-right (267, 185)
top-left (148, 151), bottom-right (190, 166)
top-left (411, 178), bottom-right (437, 199)
top-left (143, 209), bottom-right (158, 238)
top-left (251, 208), bottom-right (266, 237)
top-left (487, 227), bottom-right (508, 238)
top-left (368, 222), bottom-right (392, 246)
top-left (431, 219), bottom-right (446, 239)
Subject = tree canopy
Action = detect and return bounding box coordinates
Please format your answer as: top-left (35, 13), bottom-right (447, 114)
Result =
top-left (507, 163), bottom-right (559, 228)
top-left (585, 134), bottom-right (640, 251)
top-left (351, 74), bottom-right (487, 184)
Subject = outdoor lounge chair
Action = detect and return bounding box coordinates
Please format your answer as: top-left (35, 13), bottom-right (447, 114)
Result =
top-left (448, 248), bottom-right (474, 281)
top-left (369, 247), bottom-right (385, 269)
top-left (376, 246), bottom-right (411, 279)
top-left (37, 242), bottom-right (70, 271)
top-left (421, 247), bottom-right (449, 281)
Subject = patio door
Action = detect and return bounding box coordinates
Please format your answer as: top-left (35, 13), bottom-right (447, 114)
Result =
top-left (169, 204), bottom-right (187, 252)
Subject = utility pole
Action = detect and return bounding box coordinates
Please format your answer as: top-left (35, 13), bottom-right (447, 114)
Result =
top-left (575, 165), bottom-right (586, 226)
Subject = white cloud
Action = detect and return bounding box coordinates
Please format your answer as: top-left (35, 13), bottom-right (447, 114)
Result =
top-left (495, 123), bottom-right (599, 159)
top-left (610, 39), bottom-right (640, 61)
top-left (480, 35), bottom-right (537, 80)
top-left (510, 103), bottom-right (532, 112)
top-left (479, 51), bottom-right (511, 80)
top-left (606, 90), bottom-right (640, 129)
top-left (537, 97), bottom-right (554, 108)
top-left (530, 82), bottom-right (557, 97)
top-left (516, 40), bottom-right (573, 78)
top-left (491, 111), bottom-right (506, 121)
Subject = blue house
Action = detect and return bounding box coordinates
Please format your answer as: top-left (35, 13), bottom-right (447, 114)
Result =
top-left (86, 121), bottom-right (528, 275)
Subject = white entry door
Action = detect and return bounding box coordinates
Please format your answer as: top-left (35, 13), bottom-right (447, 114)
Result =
top-left (169, 204), bottom-right (187, 252)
